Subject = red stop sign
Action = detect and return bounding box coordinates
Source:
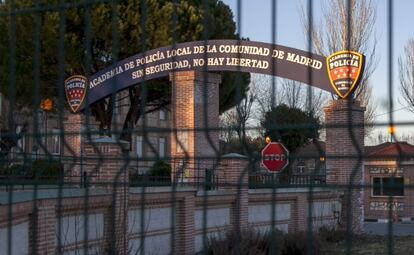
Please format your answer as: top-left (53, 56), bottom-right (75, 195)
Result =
top-left (261, 142), bottom-right (289, 173)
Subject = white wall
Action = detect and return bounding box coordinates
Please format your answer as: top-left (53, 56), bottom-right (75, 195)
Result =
top-left (248, 203), bottom-right (291, 223)
top-left (57, 213), bottom-right (104, 247)
top-left (0, 222), bottom-right (29, 255)
top-left (128, 207), bottom-right (172, 233)
top-left (129, 234), bottom-right (171, 255)
top-left (194, 208), bottom-right (230, 230)
top-left (128, 207), bottom-right (173, 255)
top-left (194, 208), bottom-right (231, 252)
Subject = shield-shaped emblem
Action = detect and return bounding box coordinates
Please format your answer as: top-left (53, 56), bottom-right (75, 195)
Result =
top-left (65, 75), bottom-right (87, 113)
top-left (326, 51), bottom-right (365, 99)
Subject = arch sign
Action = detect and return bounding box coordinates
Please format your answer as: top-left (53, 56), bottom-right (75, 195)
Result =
top-left (64, 40), bottom-right (365, 113)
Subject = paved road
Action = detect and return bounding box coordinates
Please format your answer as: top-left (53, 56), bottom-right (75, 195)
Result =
top-left (365, 222), bottom-right (414, 236)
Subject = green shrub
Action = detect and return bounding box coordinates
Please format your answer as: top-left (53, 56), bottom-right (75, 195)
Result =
top-left (206, 229), bottom-right (276, 255)
top-left (148, 160), bottom-right (171, 177)
top-left (205, 229), bottom-right (321, 255)
top-left (129, 161), bottom-right (172, 187)
top-left (281, 232), bottom-right (321, 255)
top-left (0, 164), bottom-right (26, 177)
top-left (0, 160), bottom-right (62, 180)
top-left (29, 160), bottom-right (62, 180)
top-left (318, 226), bottom-right (345, 243)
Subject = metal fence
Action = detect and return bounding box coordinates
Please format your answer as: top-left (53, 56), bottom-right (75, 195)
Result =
top-left (0, 0), bottom-right (412, 255)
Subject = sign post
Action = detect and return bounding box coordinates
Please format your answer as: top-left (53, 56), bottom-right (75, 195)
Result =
top-left (261, 142), bottom-right (289, 173)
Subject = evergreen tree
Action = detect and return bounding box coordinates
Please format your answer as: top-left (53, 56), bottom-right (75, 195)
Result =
top-left (261, 104), bottom-right (320, 153)
top-left (0, 0), bottom-right (250, 138)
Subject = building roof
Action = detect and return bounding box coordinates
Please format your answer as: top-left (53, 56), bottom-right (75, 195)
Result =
top-left (294, 140), bottom-right (326, 158)
top-left (295, 140), bottom-right (414, 161)
top-left (365, 142), bottom-right (414, 160)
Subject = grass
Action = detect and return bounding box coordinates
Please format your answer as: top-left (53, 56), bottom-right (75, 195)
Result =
top-left (322, 235), bottom-right (414, 255)
top-left (205, 227), bottom-right (414, 255)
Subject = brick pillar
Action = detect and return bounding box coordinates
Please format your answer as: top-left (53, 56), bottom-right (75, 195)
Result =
top-left (217, 153), bottom-right (249, 230)
top-left (176, 194), bottom-right (196, 255)
top-left (84, 138), bottom-right (129, 254)
top-left (29, 204), bottom-right (56, 254)
top-left (324, 100), bottom-right (365, 233)
top-left (291, 193), bottom-right (307, 232)
top-left (63, 113), bottom-right (83, 181)
top-left (169, 71), bottom-right (221, 187)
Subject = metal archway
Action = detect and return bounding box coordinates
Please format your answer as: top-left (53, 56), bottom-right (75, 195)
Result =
top-left (65, 40), bottom-right (365, 112)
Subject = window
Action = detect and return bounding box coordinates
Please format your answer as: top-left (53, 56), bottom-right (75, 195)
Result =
top-left (159, 110), bottom-right (166, 120)
top-left (16, 125), bottom-right (25, 151)
top-left (159, 137), bottom-right (166, 158)
top-left (297, 160), bottom-right (306, 173)
top-left (176, 131), bottom-right (188, 153)
top-left (136, 136), bottom-right (143, 158)
top-left (307, 159), bottom-right (315, 170)
top-left (373, 177), bottom-right (404, 196)
top-left (50, 129), bottom-right (61, 155)
top-left (10, 125), bottom-right (25, 159)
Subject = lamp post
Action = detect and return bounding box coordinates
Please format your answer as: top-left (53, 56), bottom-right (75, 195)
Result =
top-left (40, 99), bottom-right (53, 150)
top-left (387, 125), bottom-right (396, 143)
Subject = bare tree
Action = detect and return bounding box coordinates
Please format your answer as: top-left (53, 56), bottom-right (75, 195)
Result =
top-left (302, 0), bottom-right (378, 136)
top-left (250, 74), bottom-right (327, 124)
top-left (281, 80), bottom-right (327, 119)
top-left (236, 92), bottom-right (255, 142)
top-left (281, 80), bottom-right (305, 110)
top-left (399, 39), bottom-right (414, 112)
top-left (250, 75), bottom-right (277, 121)
top-left (220, 89), bottom-right (255, 143)
top-left (219, 110), bottom-right (238, 143)
top-left (368, 130), bottom-right (414, 145)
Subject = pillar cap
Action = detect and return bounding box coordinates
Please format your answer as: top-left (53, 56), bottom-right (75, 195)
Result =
top-left (91, 137), bottom-right (129, 144)
top-left (169, 70), bottom-right (222, 84)
top-left (221, 153), bottom-right (248, 159)
top-left (324, 99), bottom-right (366, 113)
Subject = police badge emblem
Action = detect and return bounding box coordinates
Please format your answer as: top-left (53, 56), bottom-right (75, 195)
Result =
top-left (326, 51), bottom-right (365, 99)
top-left (65, 75), bottom-right (87, 113)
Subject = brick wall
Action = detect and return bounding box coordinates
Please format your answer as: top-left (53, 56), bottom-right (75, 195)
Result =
top-left (169, 71), bottom-right (221, 185)
top-left (84, 139), bottom-right (130, 254)
top-left (1, 187), bottom-right (340, 254)
top-left (217, 154), bottom-right (249, 230)
top-left (29, 202), bottom-right (56, 254)
top-left (364, 162), bottom-right (414, 221)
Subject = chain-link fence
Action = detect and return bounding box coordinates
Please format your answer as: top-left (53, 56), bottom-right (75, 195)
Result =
top-left (0, 0), bottom-right (412, 254)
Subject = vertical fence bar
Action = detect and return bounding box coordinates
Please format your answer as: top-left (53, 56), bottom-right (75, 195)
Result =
top-left (1, 1), bottom-right (412, 255)
top-left (56, 0), bottom-right (67, 253)
top-left (6, 1), bottom-right (16, 254)
top-left (387, 1), bottom-right (395, 254)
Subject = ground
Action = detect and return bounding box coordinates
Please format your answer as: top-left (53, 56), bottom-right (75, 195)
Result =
top-left (322, 223), bottom-right (414, 254)
top-left (323, 235), bottom-right (414, 255)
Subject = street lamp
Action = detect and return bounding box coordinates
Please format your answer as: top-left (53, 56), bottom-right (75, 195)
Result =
top-left (40, 99), bottom-right (53, 149)
top-left (387, 125), bottom-right (396, 143)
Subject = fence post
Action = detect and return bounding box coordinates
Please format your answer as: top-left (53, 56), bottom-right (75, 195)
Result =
top-left (29, 203), bottom-right (56, 254)
top-left (84, 138), bottom-right (130, 254)
top-left (176, 194), bottom-right (196, 255)
top-left (218, 153), bottom-right (249, 230)
top-left (169, 71), bottom-right (221, 187)
top-left (291, 192), bottom-right (307, 232)
top-left (63, 113), bottom-right (83, 182)
top-left (324, 99), bottom-right (365, 233)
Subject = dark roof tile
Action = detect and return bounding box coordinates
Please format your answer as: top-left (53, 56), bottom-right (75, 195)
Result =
top-left (295, 141), bottom-right (414, 161)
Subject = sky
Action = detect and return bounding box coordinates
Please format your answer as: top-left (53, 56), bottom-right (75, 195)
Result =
top-left (221, 0), bottom-right (414, 143)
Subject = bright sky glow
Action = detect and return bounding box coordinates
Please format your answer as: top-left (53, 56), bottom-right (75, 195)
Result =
top-left (222, 0), bottom-right (414, 143)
